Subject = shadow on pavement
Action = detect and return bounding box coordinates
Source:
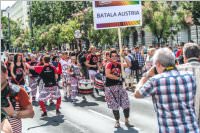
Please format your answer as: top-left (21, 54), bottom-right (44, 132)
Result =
top-left (73, 100), bottom-right (99, 107)
top-left (93, 96), bottom-right (105, 102)
top-left (114, 127), bottom-right (139, 133)
top-left (27, 115), bottom-right (65, 130)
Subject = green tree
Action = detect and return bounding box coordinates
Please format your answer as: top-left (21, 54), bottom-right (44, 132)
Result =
top-left (88, 27), bottom-right (118, 48)
top-left (143, 2), bottom-right (191, 45)
top-left (1, 16), bottom-right (23, 49)
top-left (31, 1), bottom-right (91, 26)
top-left (143, 2), bottom-right (173, 45)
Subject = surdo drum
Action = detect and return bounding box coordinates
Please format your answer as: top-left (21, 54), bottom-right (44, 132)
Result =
top-left (78, 79), bottom-right (94, 95)
top-left (94, 73), bottom-right (105, 91)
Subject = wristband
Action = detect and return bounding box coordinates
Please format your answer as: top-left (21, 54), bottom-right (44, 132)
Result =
top-left (12, 110), bottom-right (18, 118)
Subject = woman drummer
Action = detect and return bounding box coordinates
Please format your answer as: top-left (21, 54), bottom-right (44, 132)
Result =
top-left (10, 53), bottom-right (26, 86)
top-left (104, 50), bottom-right (133, 128)
top-left (68, 53), bottom-right (82, 103)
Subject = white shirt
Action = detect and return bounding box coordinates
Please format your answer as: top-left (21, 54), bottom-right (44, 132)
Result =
top-left (124, 54), bottom-right (133, 74)
top-left (60, 59), bottom-right (70, 75)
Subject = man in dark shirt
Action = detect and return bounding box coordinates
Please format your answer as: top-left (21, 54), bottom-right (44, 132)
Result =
top-left (28, 56), bottom-right (61, 117)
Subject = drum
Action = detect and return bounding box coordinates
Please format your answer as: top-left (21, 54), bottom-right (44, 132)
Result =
top-left (78, 79), bottom-right (94, 95)
top-left (94, 73), bottom-right (105, 91)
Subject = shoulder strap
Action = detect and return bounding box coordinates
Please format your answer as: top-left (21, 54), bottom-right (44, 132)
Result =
top-left (128, 55), bottom-right (133, 61)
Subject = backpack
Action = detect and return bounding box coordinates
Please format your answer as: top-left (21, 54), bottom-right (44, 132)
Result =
top-left (128, 54), bottom-right (140, 71)
top-left (78, 53), bottom-right (86, 66)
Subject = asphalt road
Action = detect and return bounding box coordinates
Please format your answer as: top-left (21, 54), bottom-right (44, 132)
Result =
top-left (22, 89), bottom-right (158, 133)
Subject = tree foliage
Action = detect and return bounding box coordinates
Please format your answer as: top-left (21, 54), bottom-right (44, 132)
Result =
top-left (191, 2), bottom-right (200, 25)
top-left (1, 16), bottom-right (23, 48)
top-left (31, 1), bottom-right (91, 26)
top-left (143, 2), bottom-right (191, 45)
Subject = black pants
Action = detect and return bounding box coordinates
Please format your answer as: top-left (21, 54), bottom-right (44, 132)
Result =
top-left (112, 108), bottom-right (130, 121)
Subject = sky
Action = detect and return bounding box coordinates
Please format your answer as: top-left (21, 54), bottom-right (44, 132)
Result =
top-left (1, 1), bottom-right (16, 10)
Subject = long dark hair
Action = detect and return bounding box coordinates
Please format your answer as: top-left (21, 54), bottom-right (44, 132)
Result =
top-left (13, 54), bottom-right (23, 69)
top-left (14, 54), bottom-right (22, 64)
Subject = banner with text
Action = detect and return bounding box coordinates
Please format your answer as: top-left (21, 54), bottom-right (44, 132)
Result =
top-left (93, 1), bottom-right (142, 29)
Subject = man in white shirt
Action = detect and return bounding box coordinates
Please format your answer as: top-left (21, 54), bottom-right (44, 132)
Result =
top-left (123, 49), bottom-right (135, 90)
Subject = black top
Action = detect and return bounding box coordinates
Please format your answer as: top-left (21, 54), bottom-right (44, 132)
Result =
top-left (40, 65), bottom-right (57, 87)
top-left (11, 63), bottom-right (25, 85)
top-left (105, 62), bottom-right (122, 87)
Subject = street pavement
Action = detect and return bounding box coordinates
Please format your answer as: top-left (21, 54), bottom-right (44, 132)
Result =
top-left (22, 89), bottom-right (158, 133)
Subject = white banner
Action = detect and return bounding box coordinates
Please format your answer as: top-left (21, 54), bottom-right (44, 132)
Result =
top-left (93, 1), bottom-right (142, 29)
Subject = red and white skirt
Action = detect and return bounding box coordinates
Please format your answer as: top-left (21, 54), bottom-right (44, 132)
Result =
top-left (38, 86), bottom-right (61, 102)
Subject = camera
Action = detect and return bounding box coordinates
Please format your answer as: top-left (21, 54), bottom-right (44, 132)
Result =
top-left (1, 84), bottom-right (20, 108)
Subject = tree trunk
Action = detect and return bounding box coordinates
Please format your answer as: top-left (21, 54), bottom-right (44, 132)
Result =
top-left (157, 37), bottom-right (161, 47)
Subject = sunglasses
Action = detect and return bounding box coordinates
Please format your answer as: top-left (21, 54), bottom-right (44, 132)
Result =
top-left (111, 55), bottom-right (118, 57)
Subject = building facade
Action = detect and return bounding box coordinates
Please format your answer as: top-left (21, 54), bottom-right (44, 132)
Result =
top-left (3, 1), bottom-right (29, 29)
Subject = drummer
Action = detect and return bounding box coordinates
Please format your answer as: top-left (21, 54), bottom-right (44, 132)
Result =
top-left (60, 52), bottom-right (71, 100)
top-left (27, 55), bottom-right (61, 117)
top-left (68, 52), bottom-right (81, 103)
top-left (28, 55), bottom-right (39, 102)
top-left (85, 46), bottom-right (98, 81)
top-left (104, 50), bottom-right (133, 128)
top-left (10, 54), bottom-right (26, 86)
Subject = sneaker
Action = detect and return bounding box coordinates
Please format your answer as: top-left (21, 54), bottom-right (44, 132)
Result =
top-left (41, 112), bottom-right (47, 117)
top-left (71, 99), bottom-right (76, 104)
top-left (56, 109), bottom-right (61, 115)
top-left (125, 122), bottom-right (134, 127)
top-left (114, 122), bottom-right (120, 128)
top-left (64, 96), bottom-right (68, 100)
top-left (82, 96), bottom-right (87, 101)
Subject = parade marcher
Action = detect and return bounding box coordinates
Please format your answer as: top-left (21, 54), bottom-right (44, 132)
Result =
top-left (134, 48), bottom-right (199, 132)
top-left (10, 54), bottom-right (26, 86)
top-left (1, 62), bottom-right (35, 133)
top-left (28, 55), bottom-right (39, 101)
top-left (52, 56), bottom-right (62, 82)
top-left (105, 50), bottom-right (133, 128)
top-left (60, 52), bottom-right (71, 99)
top-left (28, 55), bottom-right (61, 117)
top-left (78, 50), bottom-right (89, 79)
top-left (85, 46), bottom-right (98, 81)
top-left (5, 54), bottom-right (14, 82)
top-left (177, 43), bottom-right (200, 126)
top-left (68, 53), bottom-right (81, 103)
top-left (37, 56), bottom-right (44, 93)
